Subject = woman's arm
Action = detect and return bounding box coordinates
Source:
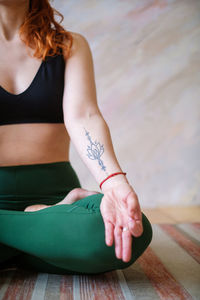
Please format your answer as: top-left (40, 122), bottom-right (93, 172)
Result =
top-left (63, 33), bottom-right (143, 263)
top-left (63, 32), bottom-right (128, 192)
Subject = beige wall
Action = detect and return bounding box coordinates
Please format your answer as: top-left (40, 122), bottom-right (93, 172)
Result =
top-left (54, 0), bottom-right (200, 208)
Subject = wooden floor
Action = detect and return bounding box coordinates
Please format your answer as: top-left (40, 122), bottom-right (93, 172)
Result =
top-left (142, 205), bottom-right (200, 224)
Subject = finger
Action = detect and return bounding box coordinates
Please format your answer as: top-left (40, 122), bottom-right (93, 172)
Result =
top-left (126, 191), bottom-right (143, 237)
top-left (126, 192), bottom-right (141, 220)
top-left (104, 221), bottom-right (114, 247)
top-left (128, 217), bottom-right (143, 237)
top-left (114, 226), bottom-right (123, 259)
top-left (122, 230), bottom-right (132, 262)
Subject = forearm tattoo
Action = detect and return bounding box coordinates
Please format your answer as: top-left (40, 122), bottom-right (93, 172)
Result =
top-left (84, 127), bottom-right (108, 175)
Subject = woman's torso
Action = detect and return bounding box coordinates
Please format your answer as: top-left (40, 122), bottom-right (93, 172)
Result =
top-left (0, 34), bottom-right (70, 166)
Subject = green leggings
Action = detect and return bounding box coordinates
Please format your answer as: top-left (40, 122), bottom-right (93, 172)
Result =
top-left (0, 161), bottom-right (153, 275)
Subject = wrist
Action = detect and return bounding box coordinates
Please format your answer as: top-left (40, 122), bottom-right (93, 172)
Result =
top-left (100, 173), bottom-right (129, 193)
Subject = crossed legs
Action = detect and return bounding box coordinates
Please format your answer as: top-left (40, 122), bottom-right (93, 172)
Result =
top-left (0, 192), bottom-right (153, 275)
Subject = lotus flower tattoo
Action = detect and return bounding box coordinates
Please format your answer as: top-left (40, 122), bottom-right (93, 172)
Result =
top-left (84, 128), bottom-right (106, 171)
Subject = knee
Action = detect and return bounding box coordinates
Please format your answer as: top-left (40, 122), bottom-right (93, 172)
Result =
top-left (80, 212), bottom-right (153, 274)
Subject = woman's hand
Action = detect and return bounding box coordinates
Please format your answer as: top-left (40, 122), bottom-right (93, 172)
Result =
top-left (100, 182), bottom-right (143, 263)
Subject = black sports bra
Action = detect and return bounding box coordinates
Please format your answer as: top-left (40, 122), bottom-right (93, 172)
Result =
top-left (0, 53), bottom-right (65, 126)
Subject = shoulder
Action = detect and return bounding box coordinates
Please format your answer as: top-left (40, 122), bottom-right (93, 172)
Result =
top-left (70, 31), bottom-right (90, 47)
top-left (64, 31), bottom-right (93, 61)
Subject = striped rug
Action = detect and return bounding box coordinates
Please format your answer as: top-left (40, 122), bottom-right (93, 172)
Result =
top-left (0, 222), bottom-right (199, 300)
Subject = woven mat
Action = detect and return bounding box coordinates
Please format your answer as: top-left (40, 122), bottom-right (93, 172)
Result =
top-left (0, 223), bottom-right (199, 300)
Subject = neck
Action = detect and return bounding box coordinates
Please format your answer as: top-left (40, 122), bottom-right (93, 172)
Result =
top-left (0, 1), bottom-right (29, 41)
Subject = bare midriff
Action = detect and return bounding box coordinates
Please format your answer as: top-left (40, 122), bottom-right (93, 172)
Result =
top-left (0, 123), bottom-right (70, 166)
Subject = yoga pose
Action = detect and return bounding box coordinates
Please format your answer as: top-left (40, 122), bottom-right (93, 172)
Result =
top-left (0, 0), bottom-right (153, 275)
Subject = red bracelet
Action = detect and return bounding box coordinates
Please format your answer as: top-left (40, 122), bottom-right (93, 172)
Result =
top-left (99, 172), bottom-right (127, 190)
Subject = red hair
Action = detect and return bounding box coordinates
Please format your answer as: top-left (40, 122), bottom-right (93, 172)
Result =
top-left (19, 0), bottom-right (73, 60)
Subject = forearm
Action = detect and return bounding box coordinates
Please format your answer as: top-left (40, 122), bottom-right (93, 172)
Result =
top-left (65, 113), bottom-right (129, 192)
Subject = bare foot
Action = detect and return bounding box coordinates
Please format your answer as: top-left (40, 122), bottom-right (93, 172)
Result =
top-left (24, 188), bottom-right (100, 212)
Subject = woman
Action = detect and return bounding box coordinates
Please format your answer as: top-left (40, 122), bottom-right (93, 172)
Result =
top-left (0, 0), bottom-right (153, 275)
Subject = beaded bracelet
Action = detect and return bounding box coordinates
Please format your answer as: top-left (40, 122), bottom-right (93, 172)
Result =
top-left (99, 172), bottom-right (127, 190)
